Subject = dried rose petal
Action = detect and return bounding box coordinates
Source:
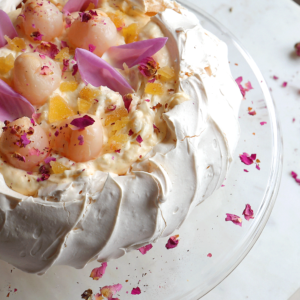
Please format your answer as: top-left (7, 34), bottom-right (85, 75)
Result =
top-left (89, 44), bottom-right (96, 52)
top-left (282, 82), bottom-right (288, 87)
top-left (106, 104), bottom-right (116, 112)
top-left (76, 48), bottom-right (133, 95)
top-left (295, 42), bottom-right (300, 56)
top-left (40, 66), bottom-right (53, 75)
top-left (94, 294), bottom-right (104, 300)
top-left (273, 75), bottom-right (279, 80)
top-left (260, 122), bottom-right (267, 125)
top-left (235, 77), bottom-right (253, 98)
top-left (81, 289), bottom-right (93, 300)
top-left (291, 171), bottom-right (300, 185)
top-left (70, 115), bottom-right (95, 130)
top-left (61, 41), bottom-right (68, 48)
top-left (29, 148), bottom-right (40, 156)
top-left (131, 287), bottom-right (141, 295)
top-left (37, 173), bottom-right (50, 182)
top-left (0, 10), bottom-right (18, 47)
top-left (242, 204), bottom-right (254, 221)
top-left (44, 157), bottom-right (56, 164)
top-left (239, 152), bottom-right (256, 165)
top-left (153, 124), bottom-right (160, 133)
top-left (78, 135), bottom-right (84, 145)
top-left (225, 213), bottom-right (242, 226)
top-left (31, 31), bottom-right (43, 41)
top-left (0, 78), bottom-right (35, 122)
top-left (244, 169), bottom-right (249, 172)
top-left (207, 253), bottom-right (212, 258)
top-left (20, 133), bottom-right (31, 147)
top-left (128, 129), bottom-right (134, 136)
top-left (90, 262), bottom-right (107, 280)
top-left (35, 42), bottom-right (59, 59)
top-left (63, 0), bottom-right (98, 14)
top-left (136, 135), bottom-right (143, 144)
top-left (248, 110), bottom-right (256, 116)
top-left (72, 64), bottom-right (78, 76)
top-left (104, 37), bottom-right (168, 69)
top-left (245, 81), bottom-right (253, 90)
top-left (123, 94), bottom-right (132, 112)
top-left (100, 283), bottom-right (122, 300)
top-left (138, 244), bottom-right (153, 255)
top-left (63, 59), bottom-right (69, 72)
top-left (165, 235), bottom-right (179, 249)
top-left (138, 57), bottom-right (158, 79)
top-left (256, 164), bottom-right (260, 170)
top-left (12, 153), bottom-right (25, 162)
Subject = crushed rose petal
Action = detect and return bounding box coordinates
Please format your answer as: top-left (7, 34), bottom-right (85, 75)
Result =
top-left (138, 57), bottom-right (159, 80)
top-left (63, 59), bottom-right (69, 72)
top-left (145, 99), bottom-right (150, 102)
top-left (100, 283), bottom-right (122, 300)
top-left (29, 148), bottom-right (40, 156)
top-left (225, 213), bottom-right (242, 226)
top-left (78, 135), bottom-right (84, 145)
top-left (37, 173), bottom-right (50, 182)
top-left (260, 122), bottom-right (267, 125)
top-left (12, 153), bottom-right (25, 162)
top-left (81, 289), bottom-right (93, 300)
top-left (89, 44), bottom-right (96, 52)
top-left (165, 235), bottom-right (179, 249)
top-left (207, 253), bottom-right (212, 258)
top-left (44, 157), bottom-right (56, 164)
top-left (70, 115), bottom-right (95, 130)
top-left (291, 171), bottom-right (300, 185)
top-left (235, 77), bottom-right (253, 97)
top-left (90, 262), bottom-right (107, 280)
top-left (138, 244), bottom-right (153, 255)
top-left (35, 42), bottom-right (59, 59)
top-left (123, 94), bottom-right (132, 112)
top-left (242, 204), bottom-right (254, 221)
top-left (273, 75), bottom-right (279, 80)
top-left (72, 64), bottom-right (78, 76)
top-left (256, 164), bottom-right (260, 170)
top-left (248, 110), bottom-right (256, 116)
top-left (79, 12), bottom-right (92, 22)
top-left (128, 129), bottom-right (134, 136)
top-left (282, 82), bottom-right (288, 87)
top-left (106, 104), bottom-right (116, 112)
top-left (61, 41), bottom-right (68, 48)
top-left (136, 135), bottom-right (143, 144)
top-left (239, 153), bottom-right (256, 165)
top-left (31, 31), bottom-right (44, 41)
top-left (295, 42), bottom-right (300, 56)
top-left (131, 287), bottom-right (141, 295)
top-left (20, 133), bottom-right (30, 147)
top-left (244, 169), bottom-right (249, 172)
top-left (40, 66), bottom-right (53, 75)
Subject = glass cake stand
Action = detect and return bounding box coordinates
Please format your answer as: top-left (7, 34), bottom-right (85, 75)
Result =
top-left (0, 2), bottom-right (283, 300)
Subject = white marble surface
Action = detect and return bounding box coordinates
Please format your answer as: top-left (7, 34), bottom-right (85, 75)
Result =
top-left (186, 0), bottom-right (300, 299)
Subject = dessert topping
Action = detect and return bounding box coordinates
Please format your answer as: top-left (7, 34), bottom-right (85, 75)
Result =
top-left (242, 204), bottom-right (254, 221)
top-left (138, 57), bottom-right (159, 80)
top-left (131, 287), bottom-right (141, 295)
top-left (225, 213), bottom-right (242, 226)
top-left (166, 235), bottom-right (179, 249)
top-left (138, 244), bottom-right (153, 255)
top-left (70, 115), bottom-right (95, 130)
top-left (100, 284), bottom-right (122, 300)
top-left (235, 77), bottom-right (253, 97)
top-left (36, 42), bottom-right (60, 59)
top-left (90, 262), bottom-right (107, 280)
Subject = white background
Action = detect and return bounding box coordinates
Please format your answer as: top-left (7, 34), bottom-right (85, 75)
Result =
top-left (187, 0), bottom-right (300, 299)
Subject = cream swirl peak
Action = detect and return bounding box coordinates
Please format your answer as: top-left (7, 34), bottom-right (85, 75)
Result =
top-left (0, 0), bottom-right (242, 273)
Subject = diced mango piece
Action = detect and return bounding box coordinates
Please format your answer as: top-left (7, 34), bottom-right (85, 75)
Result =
top-left (158, 66), bottom-right (175, 80)
top-left (55, 47), bottom-right (70, 62)
top-left (50, 161), bottom-right (69, 174)
top-left (122, 23), bottom-right (139, 44)
top-left (48, 95), bottom-right (75, 123)
top-left (145, 82), bottom-right (164, 95)
top-left (105, 107), bottom-right (128, 126)
top-left (79, 86), bottom-right (100, 101)
top-left (107, 12), bottom-right (125, 29)
top-left (112, 116), bottom-right (130, 131)
top-left (60, 81), bottom-right (78, 92)
top-left (78, 98), bottom-right (93, 114)
top-left (4, 36), bottom-right (26, 52)
top-left (0, 54), bottom-right (14, 74)
top-left (108, 134), bottom-right (128, 150)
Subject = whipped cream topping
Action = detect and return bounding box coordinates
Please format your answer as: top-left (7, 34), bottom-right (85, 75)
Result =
top-left (0, 0), bottom-right (242, 273)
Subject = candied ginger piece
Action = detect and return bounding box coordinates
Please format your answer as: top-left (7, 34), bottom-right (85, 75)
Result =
top-left (55, 47), bottom-right (70, 62)
top-left (60, 81), bottom-right (78, 92)
top-left (145, 82), bottom-right (164, 95)
top-left (4, 36), bottom-right (26, 52)
top-left (50, 161), bottom-right (69, 174)
top-left (48, 95), bottom-right (75, 123)
top-left (158, 66), bottom-right (175, 80)
top-left (107, 12), bottom-right (125, 29)
top-left (109, 134), bottom-right (128, 150)
top-left (0, 54), bottom-right (14, 74)
top-left (122, 23), bottom-right (139, 44)
top-left (78, 98), bottom-right (93, 114)
top-left (105, 107), bottom-right (128, 126)
top-left (112, 116), bottom-right (130, 131)
top-left (79, 86), bottom-right (100, 101)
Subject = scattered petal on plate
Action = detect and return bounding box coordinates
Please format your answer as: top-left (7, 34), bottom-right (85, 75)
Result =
top-left (291, 171), bottom-right (300, 185)
top-left (225, 213), bottom-right (242, 226)
top-left (103, 37), bottom-right (168, 69)
top-left (90, 262), bottom-right (107, 280)
top-left (235, 77), bottom-right (253, 98)
top-left (256, 164), bottom-right (260, 170)
top-left (100, 284), bottom-right (122, 300)
top-left (295, 42), bottom-right (300, 56)
top-left (76, 48), bottom-right (133, 95)
top-left (0, 78), bottom-right (35, 122)
top-left (207, 253), bottom-right (212, 258)
top-left (248, 110), bottom-right (256, 116)
top-left (260, 122), bottom-right (267, 125)
top-left (138, 244), bottom-right (153, 255)
top-left (94, 293), bottom-right (104, 300)
top-left (242, 204), bottom-right (254, 221)
top-left (244, 169), bottom-right (249, 172)
top-left (131, 287), bottom-right (141, 295)
top-left (239, 152), bottom-right (256, 165)
top-left (273, 75), bottom-right (279, 80)
top-left (165, 235), bottom-right (179, 249)
top-left (282, 82), bottom-right (287, 87)
top-left (0, 10), bottom-right (18, 48)
top-left (81, 289), bottom-right (93, 300)
top-left (63, 0), bottom-right (98, 14)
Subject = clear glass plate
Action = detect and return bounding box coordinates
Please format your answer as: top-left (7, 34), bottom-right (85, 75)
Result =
top-left (0, 1), bottom-right (283, 299)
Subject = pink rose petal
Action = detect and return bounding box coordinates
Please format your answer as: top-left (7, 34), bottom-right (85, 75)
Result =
top-left (90, 262), bottom-right (107, 280)
top-left (244, 169), bottom-right (249, 172)
top-left (40, 66), bottom-right (53, 75)
top-left (256, 164), bottom-right (260, 170)
top-left (136, 135), bottom-right (143, 143)
top-left (29, 148), bottom-right (40, 156)
top-left (61, 41), bottom-right (69, 48)
top-left (100, 283), bottom-right (122, 300)
top-left (239, 152), bottom-right (256, 165)
top-left (0, 79), bottom-right (34, 122)
top-left (245, 81), bottom-right (253, 90)
top-left (165, 235), bottom-right (179, 249)
top-left (123, 94), bottom-right (132, 112)
top-left (76, 48), bottom-right (133, 95)
top-left (242, 204), bottom-right (254, 221)
top-left (70, 115), bottom-right (95, 130)
top-left (104, 37), bottom-right (168, 69)
top-left (260, 122), bottom-right (267, 125)
top-left (273, 75), bottom-right (278, 80)
top-left (207, 253), bottom-right (212, 258)
top-left (282, 82), bottom-right (288, 87)
top-left (291, 171), bottom-right (300, 185)
top-left (225, 213), bottom-right (242, 226)
top-left (35, 42), bottom-right (59, 59)
top-left (62, 59), bottom-right (69, 72)
top-left (295, 42), bottom-right (300, 56)
top-left (138, 57), bottom-right (158, 78)
top-left (248, 110), bottom-right (256, 116)
top-left (128, 129), bottom-right (134, 136)
top-left (62, 0), bottom-right (98, 14)
top-left (78, 135), bottom-right (84, 145)
top-left (44, 157), bottom-right (56, 164)
top-left (138, 244), bottom-right (153, 255)
top-left (131, 287), bottom-right (141, 295)
top-left (12, 153), bottom-right (25, 162)
top-left (89, 44), bottom-right (96, 52)
top-left (19, 133), bottom-right (31, 147)
top-left (235, 77), bottom-right (253, 98)
top-left (0, 10), bottom-right (18, 48)
top-left (31, 31), bottom-right (43, 41)
top-left (72, 64), bottom-right (78, 76)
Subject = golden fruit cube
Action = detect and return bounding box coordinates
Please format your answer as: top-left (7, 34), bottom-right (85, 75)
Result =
top-left (105, 107), bottom-right (128, 126)
top-left (4, 36), bottom-right (26, 52)
top-left (48, 95), bottom-right (75, 123)
top-left (145, 82), bottom-right (164, 95)
top-left (50, 161), bottom-right (69, 174)
top-left (107, 12), bottom-right (125, 29)
top-left (0, 54), bottom-right (15, 74)
top-left (109, 134), bottom-right (128, 150)
top-left (112, 116), bottom-right (130, 131)
top-left (78, 98), bottom-right (93, 114)
top-left (79, 86), bottom-right (100, 101)
top-left (55, 47), bottom-right (70, 62)
top-left (122, 23), bottom-right (139, 44)
top-left (158, 66), bottom-right (175, 80)
top-left (60, 81), bottom-right (79, 92)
